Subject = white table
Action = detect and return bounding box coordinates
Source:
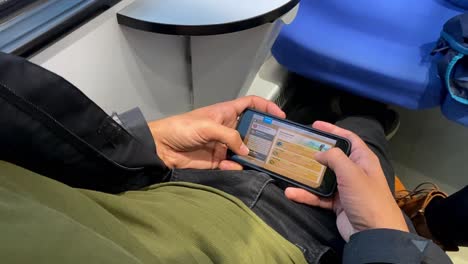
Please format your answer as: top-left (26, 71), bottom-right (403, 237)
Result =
top-left (118, 0), bottom-right (300, 108)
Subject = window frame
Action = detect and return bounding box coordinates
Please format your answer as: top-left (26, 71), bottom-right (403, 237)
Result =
top-left (0, 0), bottom-right (120, 57)
top-left (0, 0), bottom-right (40, 20)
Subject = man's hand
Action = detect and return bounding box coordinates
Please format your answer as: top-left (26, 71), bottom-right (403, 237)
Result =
top-left (148, 96), bottom-right (285, 170)
top-left (285, 121), bottom-right (409, 242)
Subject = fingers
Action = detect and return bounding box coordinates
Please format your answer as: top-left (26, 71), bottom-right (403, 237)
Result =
top-left (313, 121), bottom-right (382, 176)
top-left (232, 96), bottom-right (286, 118)
top-left (312, 121), bottom-right (368, 152)
top-left (219, 160), bottom-right (243, 170)
top-left (315, 148), bottom-right (362, 186)
top-left (199, 121), bottom-right (249, 156)
top-left (315, 148), bottom-right (356, 175)
top-left (285, 187), bottom-right (333, 209)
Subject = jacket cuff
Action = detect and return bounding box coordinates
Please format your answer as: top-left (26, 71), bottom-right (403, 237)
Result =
top-left (343, 229), bottom-right (451, 264)
top-left (115, 108), bottom-right (156, 153)
top-left (116, 108), bottom-right (171, 182)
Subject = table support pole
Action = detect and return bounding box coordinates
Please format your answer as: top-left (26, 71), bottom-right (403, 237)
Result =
top-left (184, 36), bottom-right (194, 109)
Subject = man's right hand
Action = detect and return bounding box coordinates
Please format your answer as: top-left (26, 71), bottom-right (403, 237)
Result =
top-left (148, 96), bottom-right (285, 170)
top-left (285, 121), bottom-right (409, 242)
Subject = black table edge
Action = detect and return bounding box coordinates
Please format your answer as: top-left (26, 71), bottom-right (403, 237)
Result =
top-left (116, 0), bottom-right (300, 36)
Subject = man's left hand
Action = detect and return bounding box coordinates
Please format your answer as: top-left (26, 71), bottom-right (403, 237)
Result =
top-left (148, 96), bottom-right (285, 170)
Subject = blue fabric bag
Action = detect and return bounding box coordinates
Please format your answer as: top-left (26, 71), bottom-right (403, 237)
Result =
top-left (433, 13), bottom-right (468, 105)
top-left (447, 0), bottom-right (468, 9)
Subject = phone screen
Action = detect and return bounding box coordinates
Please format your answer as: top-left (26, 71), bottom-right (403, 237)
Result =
top-left (236, 113), bottom-right (337, 188)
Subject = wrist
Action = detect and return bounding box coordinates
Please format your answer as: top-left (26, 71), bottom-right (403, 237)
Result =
top-left (372, 209), bottom-right (410, 234)
top-left (372, 224), bottom-right (409, 234)
top-left (147, 119), bottom-right (174, 169)
top-left (147, 119), bottom-right (163, 148)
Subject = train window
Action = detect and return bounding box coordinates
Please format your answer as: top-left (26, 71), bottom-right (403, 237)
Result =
top-left (0, 0), bottom-right (120, 57)
top-left (0, 0), bottom-right (40, 20)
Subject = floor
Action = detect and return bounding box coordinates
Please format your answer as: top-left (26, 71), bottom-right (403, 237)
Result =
top-left (390, 107), bottom-right (468, 263)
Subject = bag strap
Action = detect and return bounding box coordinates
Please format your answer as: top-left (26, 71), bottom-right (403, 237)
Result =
top-left (433, 13), bottom-right (468, 105)
top-left (438, 50), bottom-right (468, 104)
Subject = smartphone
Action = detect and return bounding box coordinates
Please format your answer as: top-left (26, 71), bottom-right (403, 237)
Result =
top-left (229, 109), bottom-right (351, 197)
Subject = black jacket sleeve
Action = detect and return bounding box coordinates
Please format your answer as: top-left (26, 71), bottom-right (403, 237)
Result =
top-left (0, 51), bottom-right (170, 193)
top-left (343, 229), bottom-right (452, 264)
top-left (115, 108), bottom-right (157, 155)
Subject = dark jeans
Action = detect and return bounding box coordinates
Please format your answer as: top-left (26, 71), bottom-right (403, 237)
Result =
top-left (170, 117), bottom-right (396, 264)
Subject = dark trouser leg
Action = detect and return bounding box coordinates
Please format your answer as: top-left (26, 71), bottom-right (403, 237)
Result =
top-left (426, 186), bottom-right (468, 246)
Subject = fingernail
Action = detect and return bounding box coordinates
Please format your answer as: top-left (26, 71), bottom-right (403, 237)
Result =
top-left (284, 188), bottom-right (294, 198)
top-left (240, 143), bottom-right (249, 155)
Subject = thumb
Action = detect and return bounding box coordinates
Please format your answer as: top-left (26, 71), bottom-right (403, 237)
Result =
top-left (315, 148), bottom-right (361, 186)
top-left (198, 121), bottom-right (249, 156)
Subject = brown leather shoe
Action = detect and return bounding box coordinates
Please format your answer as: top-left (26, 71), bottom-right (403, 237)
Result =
top-left (396, 183), bottom-right (459, 251)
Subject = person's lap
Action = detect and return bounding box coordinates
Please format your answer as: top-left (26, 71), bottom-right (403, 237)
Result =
top-left (170, 168), bottom-right (342, 263)
top-left (170, 116), bottom-right (396, 264)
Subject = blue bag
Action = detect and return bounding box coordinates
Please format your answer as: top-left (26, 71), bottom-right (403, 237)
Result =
top-left (433, 13), bottom-right (468, 105)
top-left (447, 0), bottom-right (468, 9)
